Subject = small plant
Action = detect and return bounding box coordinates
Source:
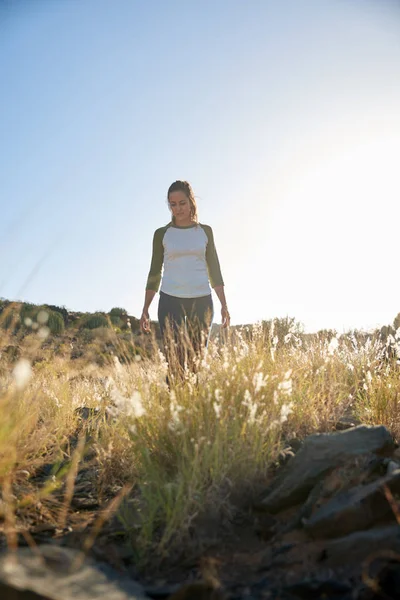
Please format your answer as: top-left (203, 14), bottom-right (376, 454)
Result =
top-left (109, 307), bottom-right (128, 318)
top-left (1, 310), bottom-right (17, 331)
top-left (20, 302), bottom-right (37, 322)
top-left (80, 313), bottom-right (110, 330)
top-left (0, 298), bottom-right (10, 314)
top-left (47, 311), bottom-right (65, 335)
top-left (109, 308), bottom-right (129, 330)
top-left (45, 304), bottom-right (69, 325)
top-left (110, 315), bottom-right (124, 328)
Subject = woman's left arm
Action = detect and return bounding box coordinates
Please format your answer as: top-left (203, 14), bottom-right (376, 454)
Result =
top-left (203, 224), bottom-right (230, 328)
top-left (214, 285), bottom-right (230, 328)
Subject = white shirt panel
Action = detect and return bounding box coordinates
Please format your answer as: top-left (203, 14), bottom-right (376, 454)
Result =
top-left (160, 226), bottom-right (212, 298)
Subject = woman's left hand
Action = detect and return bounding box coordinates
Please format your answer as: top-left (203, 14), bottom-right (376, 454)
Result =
top-left (221, 306), bottom-right (230, 328)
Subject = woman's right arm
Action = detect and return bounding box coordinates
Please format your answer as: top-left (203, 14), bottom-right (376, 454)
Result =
top-left (140, 228), bottom-right (165, 333)
top-left (140, 290), bottom-right (156, 333)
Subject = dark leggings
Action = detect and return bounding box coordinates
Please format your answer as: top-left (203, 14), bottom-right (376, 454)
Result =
top-left (158, 291), bottom-right (213, 380)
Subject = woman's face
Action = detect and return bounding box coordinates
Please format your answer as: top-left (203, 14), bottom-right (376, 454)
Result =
top-left (168, 191), bottom-right (192, 225)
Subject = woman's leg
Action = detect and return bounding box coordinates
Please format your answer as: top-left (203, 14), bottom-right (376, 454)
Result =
top-left (158, 292), bottom-right (186, 384)
top-left (185, 295), bottom-right (214, 371)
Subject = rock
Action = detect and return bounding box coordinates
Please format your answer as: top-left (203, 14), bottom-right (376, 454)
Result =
top-left (75, 407), bottom-right (102, 421)
top-left (286, 437), bottom-right (303, 452)
top-left (304, 471), bottom-right (400, 538)
top-left (289, 454), bottom-right (387, 529)
top-left (320, 525), bottom-right (400, 568)
top-left (0, 545), bottom-right (146, 600)
top-left (167, 582), bottom-right (226, 599)
top-left (70, 496), bottom-right (99, 509)
top-left (260, 426), bottom-right (394, 513)
top-left (387, 461), bottom-right (400, 476)
top-left (254, 513), bottom-right (278, 541)
top-left (367, 558), bottom-right (400, 600)
top-left (30, 524), bottom-right (57, 539)
top-left (283, 578), bottom-right (353, 599)
top-left (334, 420), bottom-right (357, 431)
top-left (267, 525), bottom-right (400, 577)
top-left (144, 583), bottom-right (181, 598)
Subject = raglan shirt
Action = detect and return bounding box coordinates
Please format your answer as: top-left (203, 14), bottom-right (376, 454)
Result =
top-left (146, 222), bottom-right (224, 298)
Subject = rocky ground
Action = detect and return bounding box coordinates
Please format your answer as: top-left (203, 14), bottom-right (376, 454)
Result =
top-left (2, 422), bottom-right (400, 599)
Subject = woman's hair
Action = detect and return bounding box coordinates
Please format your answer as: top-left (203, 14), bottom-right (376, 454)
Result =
top-left (167, 180), bottom-right (199, 224)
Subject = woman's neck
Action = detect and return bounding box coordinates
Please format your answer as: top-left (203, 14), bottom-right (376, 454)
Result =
top-left (173, 218), bottom-right (196, 227)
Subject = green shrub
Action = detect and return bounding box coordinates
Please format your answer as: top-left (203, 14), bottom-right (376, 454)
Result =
top-left (20, 302), bottom-right (37, 321)
top-left (3, 345), bottom-right (20, 362)
top-left (1, 306), bottom-right (19, 331)
top-left (45, 304), bottom-right (69, 325)
top-left (80, 313), bottom-right (110, 330)
top-left (110, 308), bottom-right (129, 330)
top-left (110, 315), bottom-right (124, 328)
top-left (47, 311), bottom-right (65, 335)
top-left (109, 307), bottom-right (128, 318)
top-left (0, 298), bottom-right (10, 314)
top-left (129, 316), bottom-right (140, 333)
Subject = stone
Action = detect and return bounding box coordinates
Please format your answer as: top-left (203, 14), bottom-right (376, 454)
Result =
top-left (334, 417), bottom-right (359, 431)
top-left (260, 426), bottom-right (394, 513)
top-left (283, 578), bottom-right (352, 599)
top-left (370, 558), bottom-right (400, 599)
top-left (387, 460), bottom-right (400, 476)
top-left (267, 525), bottom-right (400, 577)
top-left (71, 494), bottom-right (99, 510)
top-left (0, 545), bottom-right (146, 600)
top-left (293, 454), bottom-right (386, 527)
top-left (320, 525), bottom-right (400, 568)
top-left (304, 471), bottom-right (400, 538)
top-left (167, 582), bottom-right (226, 599)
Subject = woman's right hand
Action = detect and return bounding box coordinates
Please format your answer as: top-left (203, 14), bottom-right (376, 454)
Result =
top-left (140, 310), bottom-right (151, 334)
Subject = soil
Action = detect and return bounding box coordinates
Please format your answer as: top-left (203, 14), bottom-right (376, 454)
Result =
top-left (1, 432), bottom-right (398, 599)
top-left (0, 477), bottom-right (377, 600)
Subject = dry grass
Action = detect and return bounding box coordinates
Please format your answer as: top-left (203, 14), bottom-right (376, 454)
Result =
top-left (1, 308), bottom-right (400, 568)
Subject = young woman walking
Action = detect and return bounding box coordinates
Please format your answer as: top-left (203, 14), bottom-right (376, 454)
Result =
top-left (140, 180), bottom-right (230, 382)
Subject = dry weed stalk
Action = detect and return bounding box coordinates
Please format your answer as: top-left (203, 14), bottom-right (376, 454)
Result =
top-left (2, 475), bottom-right (18, 553)
top-left (58, 433), bottom-right (86, 530)
top-left (72, 483), bottom-right (132, 571)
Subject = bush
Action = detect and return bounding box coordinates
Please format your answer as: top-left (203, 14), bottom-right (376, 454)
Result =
top-left (261, 316), bottom-right (304, 348)
top-left (129, 316), bottom-right (140, 333)
top-left (20, 302), bottom-right (37, 322)
top-left (110, 315), bottom-right (124, 328)
top-left (0, 298), bottom-right (10, 314)
top-left (80, 313), bottom-right (110, 330)
top-left (109, 307), bottom-right (128, 318)
top-left (1, 306), bottom-right (20, 332)
top-left (45, 304), bottom-right (69, 325)
top-left (109, 307), bottom-right (129, 330)
top-left (3, 345), bottom-right (21, 362)
top-left (47, 311), bottom-right (65, 335)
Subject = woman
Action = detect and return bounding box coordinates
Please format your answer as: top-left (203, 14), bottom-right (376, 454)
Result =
top-left (140, 180), bottom-right (230, 381)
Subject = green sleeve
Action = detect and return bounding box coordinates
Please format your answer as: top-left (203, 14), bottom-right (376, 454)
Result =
top-left (202, 224), bottom-right (224, 288)
top-left (145, 227), bottom-right (166, 291)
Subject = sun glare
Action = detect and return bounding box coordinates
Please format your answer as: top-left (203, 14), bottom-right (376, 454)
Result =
top-left (255, 128), bottom-right (400, 332)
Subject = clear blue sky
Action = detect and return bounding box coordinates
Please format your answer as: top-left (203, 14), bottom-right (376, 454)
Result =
top-left (1, 0), bottom-right (400, 332)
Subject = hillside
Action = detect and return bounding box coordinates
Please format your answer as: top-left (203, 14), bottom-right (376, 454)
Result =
top-left (0, 299), bottom-right (153, 368)
top-left (1, 298), bottom-right (399, 370)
